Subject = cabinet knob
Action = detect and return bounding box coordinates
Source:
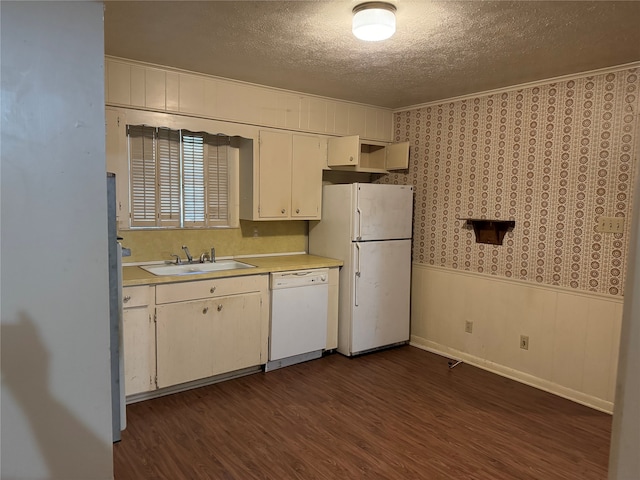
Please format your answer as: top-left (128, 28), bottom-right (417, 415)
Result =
top-left (202, 307), bottom-right (209, 314)
top-left (210, 286), bottom-right (216, 294)
top-left (217, 304), bottom-right (223, 312)
top-left (281, 209), bottom-right (286, 214)
top-left (296, 209), bottom-right (300, 214)
top-left (349, 156), bottom-right (354, 162)
top-left (123, 295), bottom-right (131, 303)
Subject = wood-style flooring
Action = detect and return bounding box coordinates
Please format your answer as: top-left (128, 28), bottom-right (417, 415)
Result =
top-left (114, 346), bottom-right (611, 479)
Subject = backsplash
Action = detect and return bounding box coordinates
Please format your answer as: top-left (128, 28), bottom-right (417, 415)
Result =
top-left (379, 68), bottom-right (639, 296)
top-left (120, 220), bottom-right (307, 263)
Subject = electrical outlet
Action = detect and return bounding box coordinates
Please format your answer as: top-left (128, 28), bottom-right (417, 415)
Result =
top-left (465, 321), bottom-right (473, 334)
top-left (520, 335), bottom-right (529, 350)
top-left (596, 216), bottom-right (625, 234)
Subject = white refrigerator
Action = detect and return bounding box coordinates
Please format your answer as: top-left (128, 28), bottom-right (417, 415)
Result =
top-left (309, 183), bottom-right (413, 356)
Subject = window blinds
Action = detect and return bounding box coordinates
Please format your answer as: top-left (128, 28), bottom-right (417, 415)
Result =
top-left (205, 134), bottom-right (230, 225)
top-left (127, 125), bottom-right (231, 228)
top-left (127, 125), bottom-right (157, 227)
top-left (182, 134), bottom-right (206, 226)
top-left (157, 128), bottom-right (181, 226)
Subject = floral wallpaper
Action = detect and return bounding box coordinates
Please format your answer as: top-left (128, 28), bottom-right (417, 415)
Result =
top-left (379, 68), bottom-right (639, 296)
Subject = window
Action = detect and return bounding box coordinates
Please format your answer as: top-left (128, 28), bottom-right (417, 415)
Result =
top-left (127, 125), bottom-right (234, 228)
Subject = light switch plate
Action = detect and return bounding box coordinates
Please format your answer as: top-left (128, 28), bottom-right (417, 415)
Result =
top-left (596, 216), bottom-right (625, 234)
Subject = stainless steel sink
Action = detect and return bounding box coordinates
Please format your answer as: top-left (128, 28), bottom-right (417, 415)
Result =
top-left (140, 260), bottom-right (256, 276)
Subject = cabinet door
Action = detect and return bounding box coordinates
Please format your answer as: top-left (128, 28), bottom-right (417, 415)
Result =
top-left (327, 135), bottom-right (359, 167)
top-left (258, 130), bottom-right (292, 218)
top-left (385, 141), bottom-right (410, 170)
top-left (123, 306), bottom-right (156, 396)
top-left (156, 294), bottom-right (263, 389)
top-left (105, 108), bottom-right (129, 229)
top-left (291, 134), bottom-right (322, 219)
top-left (106, 60), bottom-right (131, 106)
top-left (211, 293), bottom-right (262, 376)
top-left (156, 298), bottom-right (216, 388)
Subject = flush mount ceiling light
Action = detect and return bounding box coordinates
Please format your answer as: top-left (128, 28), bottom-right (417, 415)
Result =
top-left (352, 2), bottom-right (397, 42)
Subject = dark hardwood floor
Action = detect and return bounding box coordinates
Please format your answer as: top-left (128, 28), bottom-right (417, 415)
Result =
top-left (114, 346), bottom-right (611, 479)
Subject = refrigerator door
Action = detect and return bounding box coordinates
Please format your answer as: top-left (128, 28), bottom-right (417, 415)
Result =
top-left (352, 183), bottom-right (413, 241)
top-left (107, 173), bottom-right (125, 442)
top-left (350, 239), bottom-right (411, 354)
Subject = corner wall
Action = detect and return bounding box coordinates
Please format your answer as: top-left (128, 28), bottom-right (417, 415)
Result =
top-left (384, 69), bottom-right (639, 295)
top-left (1, 3), bottom-right (114, 478)
top-left (608, 112), bottom-right (640, 478)
top-left (381, 67), bottom-right (639, 409)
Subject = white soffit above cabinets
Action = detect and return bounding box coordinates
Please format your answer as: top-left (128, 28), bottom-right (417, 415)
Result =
top-left (104, 1), bottom-right (640, 109)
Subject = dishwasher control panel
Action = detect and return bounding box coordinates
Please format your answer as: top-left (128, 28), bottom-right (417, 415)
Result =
top-left (270, 268), bottom-right (329, 290)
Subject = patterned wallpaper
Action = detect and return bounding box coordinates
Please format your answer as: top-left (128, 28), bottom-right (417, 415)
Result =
top-left (379, 68), bottom-right (639, 296)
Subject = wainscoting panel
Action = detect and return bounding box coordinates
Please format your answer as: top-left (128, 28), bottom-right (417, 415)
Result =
top-left (105, 56), bottom-right (393, 142)
top-left (411, 264), bottom-right (623, 412)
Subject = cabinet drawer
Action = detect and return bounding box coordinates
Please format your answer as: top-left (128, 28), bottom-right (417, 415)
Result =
top-left (123, 285), bottom-right (151, 308)
top-left (156, 274), bottom-right (268, 304)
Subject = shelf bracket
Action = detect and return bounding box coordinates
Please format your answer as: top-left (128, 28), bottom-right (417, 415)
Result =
top-left (460, 218), bottom-right (515, 246)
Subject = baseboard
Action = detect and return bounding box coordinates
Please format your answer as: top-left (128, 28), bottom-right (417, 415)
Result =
top-left (126, 365), bottom-right (262, 404)
top-left (410, 336), bottom-right (614, 414)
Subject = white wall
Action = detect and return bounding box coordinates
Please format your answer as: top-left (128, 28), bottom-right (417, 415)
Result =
top-left (411, 265), bottom-right (623, 412)
top-left (608, 117), bottom-right (640, 479)
top-left (1, 2), bottom-right (114, 479)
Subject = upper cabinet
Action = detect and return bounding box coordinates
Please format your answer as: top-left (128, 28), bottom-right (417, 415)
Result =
top-left (256, 131), bottom-right (292, 219)
top-left (240, 131), bottom-right (324, 221)
top-left (291, 134), bottom-right (324, 218)
top-left (327, 135), bottom-right (410, 173)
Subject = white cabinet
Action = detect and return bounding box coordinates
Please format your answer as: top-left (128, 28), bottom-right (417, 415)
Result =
top-left (257, 130), bottom-right (292, 219)
top-left (154, 275), bottom-right (269, 389)
top-left (105, 108), bottom-right (130, 230)
top-left (327, 135), bottom-right (409, 173)
top-left (240, 130), bottom-right (323, 221)
top-left (156, 293), bottom-right (262, 388)
top-left (291, 134), bottom-right (324, 218)
top-left (122, 286), bottom-right (156, 396)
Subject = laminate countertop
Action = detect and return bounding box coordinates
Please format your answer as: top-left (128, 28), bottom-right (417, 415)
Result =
top-left (123, 254), bottom-right (343, 287)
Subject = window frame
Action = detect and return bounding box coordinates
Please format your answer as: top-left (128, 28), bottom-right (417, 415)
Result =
top-left (108, 108), bottom-right (249, 231)
top-left (125, 122), bottom-right (240, 230)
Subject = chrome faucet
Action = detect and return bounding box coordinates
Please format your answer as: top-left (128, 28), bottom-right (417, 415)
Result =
top-left (181, 245), bottom-right (193, 264)
top-left (170, 254), bottom-right (182, 265)
top-left (210, 247), bottom-right (216, 263)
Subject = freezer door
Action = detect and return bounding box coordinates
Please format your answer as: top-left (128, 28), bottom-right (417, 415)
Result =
top-left (352, 183), bottom-right (413, 241)
top-left (350, 239), bottom-right (411, 354)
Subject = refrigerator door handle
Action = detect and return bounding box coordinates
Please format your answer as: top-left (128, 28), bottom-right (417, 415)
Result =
top-left (356, 204), bottom-right (362, 241)
top-left (355, 242), bottom-right (361, 306)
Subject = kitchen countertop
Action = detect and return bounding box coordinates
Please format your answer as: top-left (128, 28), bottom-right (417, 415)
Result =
top-left (123, 254), bottom-right (343, 287)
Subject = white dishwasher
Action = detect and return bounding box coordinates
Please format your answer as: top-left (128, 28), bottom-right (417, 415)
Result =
top-left (266, 268), bottom-right (329, 371)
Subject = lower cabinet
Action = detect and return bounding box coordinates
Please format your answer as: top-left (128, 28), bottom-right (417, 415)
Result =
top-left (155, 292), bottom-right (263, 388)
top-left (122, 286), bottom-right (156, 396)
top-left (123, 269), bottom-right (335, 397)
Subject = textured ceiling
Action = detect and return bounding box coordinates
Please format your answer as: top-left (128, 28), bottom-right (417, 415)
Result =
top-left (104, 1), bottom-right (640, 109)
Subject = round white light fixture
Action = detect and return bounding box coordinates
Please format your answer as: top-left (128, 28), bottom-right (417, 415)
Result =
top-left (352, 2), bottom-right (397, 42)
